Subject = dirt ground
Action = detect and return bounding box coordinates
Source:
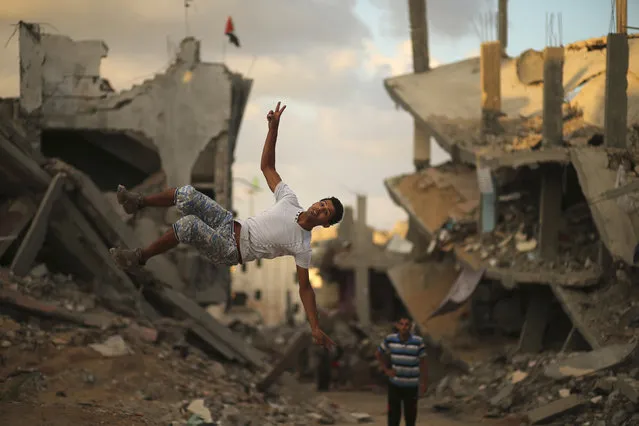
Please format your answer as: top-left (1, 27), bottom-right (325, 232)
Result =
top-left (328, 391), bottom-right (523, 426)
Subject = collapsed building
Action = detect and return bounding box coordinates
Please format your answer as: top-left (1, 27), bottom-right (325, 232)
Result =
top-left (378, 2), bottom-right (639, 418)
top-left (14, 22), bottom-right (252, 305)
top-left (1, 22), bottom-right (382, 425)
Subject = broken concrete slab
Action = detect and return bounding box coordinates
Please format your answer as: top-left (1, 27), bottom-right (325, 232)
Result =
top-left (89, 335), bottom-right (134, 357)
top-left (0, 287), bottom-right (112, 328)
top-left (526, 394), bottom-right (586, 424)
top-left (572, 148), bottom-right (637, 264)
top-left (257, 330), bottom-right (311, 392)
top-left (44, 159), bottom-right (186, 291)
top-left (0, 197), bottom-right (36, 259)
top-left (544, 343), bottom-right (636, 379)
top-left (147, 283), bottom-right (265, 368)
top-left (384, 36), bottom-right (639, 164)
top-left (10, 173), bottom-right (65, 276)
top-left (616, 377), bottom-right (639, 403)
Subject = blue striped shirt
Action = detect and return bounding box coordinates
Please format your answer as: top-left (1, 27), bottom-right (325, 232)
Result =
top-left (378, 333), bottom-right (426, 388)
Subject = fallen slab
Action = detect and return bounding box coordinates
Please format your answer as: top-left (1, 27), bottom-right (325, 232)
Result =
top-left (526, 394), bottom-right (586, 424)
top-left (44, 159), bottom-right (186, 291)
top-left (544, 343), bottom-right (636, 379)
top-left (257, 330), bottom-right (311, 392)
top-left (0, 287), bottom-right (113, 328)
top-left (10, 173), bottom-right (65, 276)
top-left (0, 197), bottom-right (36, 259)
top-left (139, 273), bottom-right (265, 368)
top-left (572, 148), bottom-right (638, 264)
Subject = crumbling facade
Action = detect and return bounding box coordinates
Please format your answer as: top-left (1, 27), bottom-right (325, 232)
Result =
top-left (383, 33), bottom-right (639, 358)
top-left (15, 22), bottom-right (252, 303)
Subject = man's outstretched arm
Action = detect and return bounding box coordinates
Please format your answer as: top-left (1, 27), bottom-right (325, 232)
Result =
top-left (261, 102), bottom-right (286, 193)
top-left (297, 265), bottom-right (335, 349)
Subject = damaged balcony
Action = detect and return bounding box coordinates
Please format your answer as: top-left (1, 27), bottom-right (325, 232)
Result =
top-left (384, 35), bottom-right (639, 168)
top-left (384, 163), bottom-right (602, 288)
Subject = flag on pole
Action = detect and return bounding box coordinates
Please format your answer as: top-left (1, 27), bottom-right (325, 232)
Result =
top-left (224, 16), bottom-right (240, 47)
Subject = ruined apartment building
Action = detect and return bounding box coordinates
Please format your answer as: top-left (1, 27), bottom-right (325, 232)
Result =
top-left (383, 33), bottom-right (639, 360)
top-left (15, 22), bottom-right (251, 304)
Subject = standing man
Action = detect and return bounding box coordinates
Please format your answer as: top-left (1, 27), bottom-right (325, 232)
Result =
top-left (375, 316), bottom-right (427, 426)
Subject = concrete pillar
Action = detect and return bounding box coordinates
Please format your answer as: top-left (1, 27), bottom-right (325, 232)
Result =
top-left (408, 0), bottom-right (429, 73)
top-left (498, 0), bottom-right (508, 57)
top-left (542, 47), bottom-right (564, 147)
top-left (214, 137), bottom-right (231, 208)
top-left (18, 22), bottom-right (44, 114)
top-left (616, 0), bottom-right (627, 34)
top-left (408, 0), bottom-right (431, 169)
top-left (539, 164), bottom-right (563, 259)
top-left (604, 33), bottom-right (629, 149)
top-left (480, 41), bottom-right (502, 134)
top-left (413, 122), bottom-right (430, 171)
top-left (355, 195), bottom-right (370, 327)
top-left (539, 47), bottom-right (564, 260)
top-left (518, 287), bottom-right (552, 354)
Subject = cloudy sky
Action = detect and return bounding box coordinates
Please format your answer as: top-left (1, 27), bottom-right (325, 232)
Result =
top-left (0, 0), bottom-right (625, 230)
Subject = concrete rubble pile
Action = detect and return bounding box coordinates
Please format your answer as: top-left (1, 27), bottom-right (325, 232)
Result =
top-left (0, 114), bottom-right (371, 424)
top-left (0, 22), bottom-right (373, 425)
top-left (430, 342), bottom-right (639, 425)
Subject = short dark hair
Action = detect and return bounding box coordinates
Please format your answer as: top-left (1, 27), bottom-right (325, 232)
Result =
top-left (395, 314), bottom-right (412, 323)
top-left (322, 197), bottom-right (344, 226)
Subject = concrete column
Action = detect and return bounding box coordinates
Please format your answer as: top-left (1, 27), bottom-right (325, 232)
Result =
top-left (604, 33), bottom-right (629, 149)
top-left (498, 0), bottom-right (508, 56)
top-left (539, 164), bottom-right (563, 259)
top-left (408, 0), bottom-right (429, 73)
top-left (542, 47), bottom-right (564, 147)
top-left (616, 0), bottom-right (627, 34)
top-left (18, 22), bottom-right (44, 114)
top-left (539, 47), bottom-right (564, 260)
top-left (214, 137), bottom-right (231, 208)
top-left (480, 41), bottom-right (502, 134)
top-left (355, 194), bottom-right (370, 327)
top-left (413, 122), bottom-right (430, 171)
top-left (408, 0), bottom-right (431, 169)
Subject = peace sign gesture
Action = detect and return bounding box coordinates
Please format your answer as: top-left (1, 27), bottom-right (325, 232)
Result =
top-left (267, 101), bottom-right (286, 129)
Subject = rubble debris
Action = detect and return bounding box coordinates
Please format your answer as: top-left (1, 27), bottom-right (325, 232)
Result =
top-left (10, 173), bottom-right (65, 277)
top-left (0, 197), bottom-right (36, 259)
top-left (186, 399), bottom-right (213, 423)
top-left (526, 394), bottom-right (586, 424)
top-left (257, 329), bottom-right (311, 392)
top-left (544, 343), bottom-right (636, 379)
top-left (89, 335), bottom-right (133, 357)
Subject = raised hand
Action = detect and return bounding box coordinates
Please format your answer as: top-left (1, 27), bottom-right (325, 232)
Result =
top-left (267, 101), bottom-right (286, 129)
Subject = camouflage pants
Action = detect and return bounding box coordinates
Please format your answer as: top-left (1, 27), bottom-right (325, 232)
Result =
top-left (172, 185), bottom-right (239, 265)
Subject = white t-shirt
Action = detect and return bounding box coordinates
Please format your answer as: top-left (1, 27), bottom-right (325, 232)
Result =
top-left (238, 182), bottom-right (312, 268)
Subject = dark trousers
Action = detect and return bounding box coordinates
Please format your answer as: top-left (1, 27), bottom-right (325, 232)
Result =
top-left (387, 383), bottom-right (418, 426)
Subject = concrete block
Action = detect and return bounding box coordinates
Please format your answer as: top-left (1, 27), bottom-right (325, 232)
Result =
top-left (526, 394), bottom-right (585, 424)
top-left (616, 378), bottom-right (639, 403)
top-left (542, 47), bottom-right (564, 147)
top-left (604, 33), bottom-right (629, 148)
top-left (544, 343), bottom-right (636, 379)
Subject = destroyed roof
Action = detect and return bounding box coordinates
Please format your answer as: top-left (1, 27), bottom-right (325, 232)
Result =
top-left (385, 161), bottom-right (602, 287)
top-left (384, 35), bottom-right (639, 168)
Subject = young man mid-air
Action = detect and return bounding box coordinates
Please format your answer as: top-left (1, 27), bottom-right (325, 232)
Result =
top-left (110, 102), bottom-right (343, 349)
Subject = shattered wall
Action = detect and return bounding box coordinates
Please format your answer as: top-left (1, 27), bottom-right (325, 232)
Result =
top-left (18, 22), bottom-right (251, 208)
top-left (16, 22), bottom-right (252, 305)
